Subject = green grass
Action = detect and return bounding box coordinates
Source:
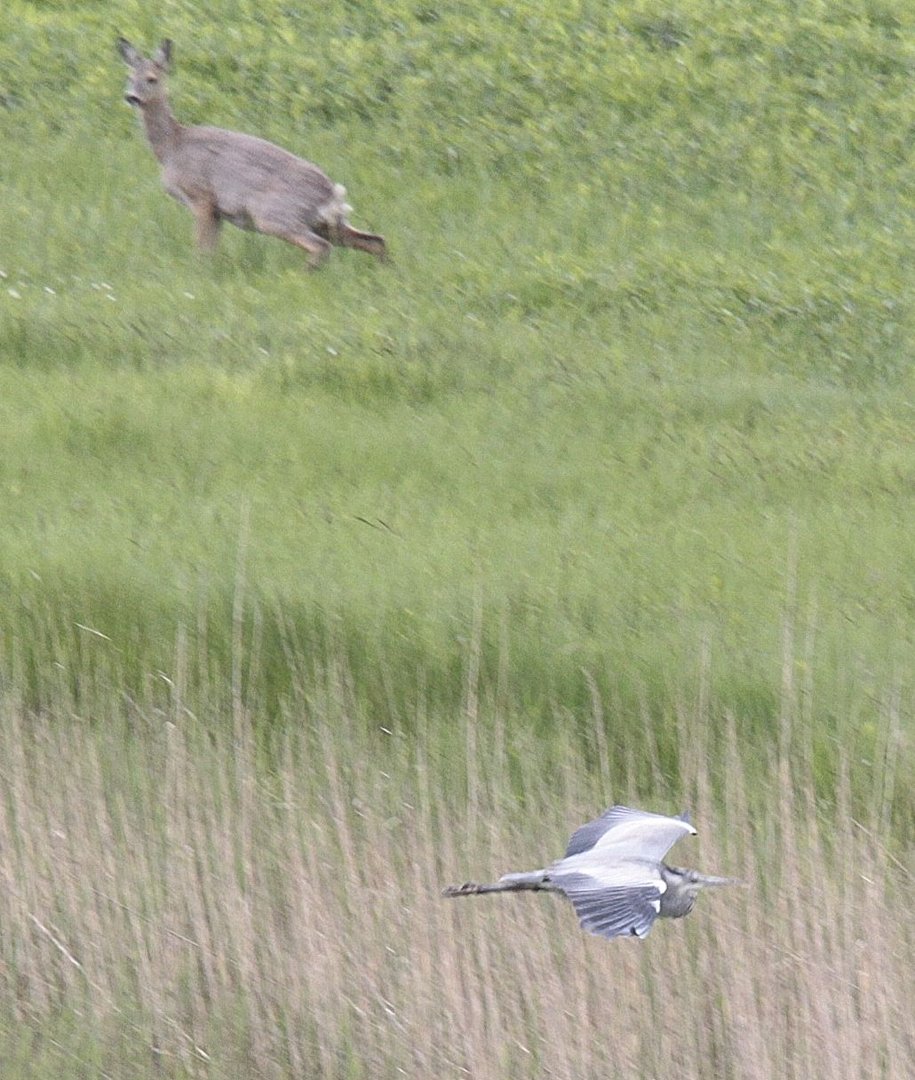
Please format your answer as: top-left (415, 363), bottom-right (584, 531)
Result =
top-left (1, 1), bottom-right (915, 1071)
top-left (3, 2), bottom-right (915, 765)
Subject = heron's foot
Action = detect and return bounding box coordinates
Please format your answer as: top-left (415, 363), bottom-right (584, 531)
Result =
top-left (442, 882), bottom-right (482, 897)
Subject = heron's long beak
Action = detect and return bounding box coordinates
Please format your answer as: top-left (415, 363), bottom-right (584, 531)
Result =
top-left (696, 873), bottom-right (745, 888)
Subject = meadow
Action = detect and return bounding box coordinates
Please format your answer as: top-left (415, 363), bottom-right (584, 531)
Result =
top-left (0, 0), bottom-right (914, 1075)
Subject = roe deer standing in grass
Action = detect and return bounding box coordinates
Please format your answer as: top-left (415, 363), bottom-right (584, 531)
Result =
top-left (117, 38), bottom-right (386, 268)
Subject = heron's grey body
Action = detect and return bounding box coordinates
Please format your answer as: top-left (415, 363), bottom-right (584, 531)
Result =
top-left (443, 805), bottom-right (738, 940)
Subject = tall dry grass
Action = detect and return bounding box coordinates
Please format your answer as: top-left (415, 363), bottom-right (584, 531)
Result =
top-left (0, 645), bottom-right (910, 1079)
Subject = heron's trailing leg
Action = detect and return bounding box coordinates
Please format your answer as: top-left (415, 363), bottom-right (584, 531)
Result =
top-left (443, 869), bottom-right (560, 897)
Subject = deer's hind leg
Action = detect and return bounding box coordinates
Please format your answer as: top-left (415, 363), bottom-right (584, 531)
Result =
top-left (318, 221), bottom-right (387, 261)
top-left (288, 230), bottom-right (333, 269)
top-left (254, 217), bottom-right (332, 268)
top-left (337, 224), bottom-right (387, 262)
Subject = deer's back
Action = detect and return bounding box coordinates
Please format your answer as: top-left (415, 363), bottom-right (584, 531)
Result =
top-left (167, 125), bottom-right (338, 225)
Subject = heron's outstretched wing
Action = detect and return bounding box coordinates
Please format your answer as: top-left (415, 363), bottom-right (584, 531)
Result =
top-left (554, 873), bottom-right (662, 939)
top-left (563, 805), bottom-right (695, 863)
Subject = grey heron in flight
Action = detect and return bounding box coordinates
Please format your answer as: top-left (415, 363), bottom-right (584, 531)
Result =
top-left (443, 805), bottom-right (740, 940)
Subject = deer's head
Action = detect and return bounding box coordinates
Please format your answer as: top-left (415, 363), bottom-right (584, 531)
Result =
top-left (118, 38), bottom-right (172, 109)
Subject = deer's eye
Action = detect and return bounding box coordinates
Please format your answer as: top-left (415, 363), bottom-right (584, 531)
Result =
top-left (146, 74), bottom-right (158, 84)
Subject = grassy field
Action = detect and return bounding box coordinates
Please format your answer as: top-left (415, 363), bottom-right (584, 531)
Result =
top-left (1, 0), bottom-right (914, 1074)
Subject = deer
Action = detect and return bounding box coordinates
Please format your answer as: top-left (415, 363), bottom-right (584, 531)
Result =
top-left (117, 38), bottom-right (386, 269)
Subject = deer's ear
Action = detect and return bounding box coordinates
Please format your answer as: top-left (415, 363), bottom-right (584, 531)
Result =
top-left (117, 37), bottom-right (142, 67)
top-left (153, 39), bottom-right (173, 70)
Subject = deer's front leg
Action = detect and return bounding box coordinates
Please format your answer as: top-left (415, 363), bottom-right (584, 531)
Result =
top-left (189, 200), bottom-right (221, 252)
